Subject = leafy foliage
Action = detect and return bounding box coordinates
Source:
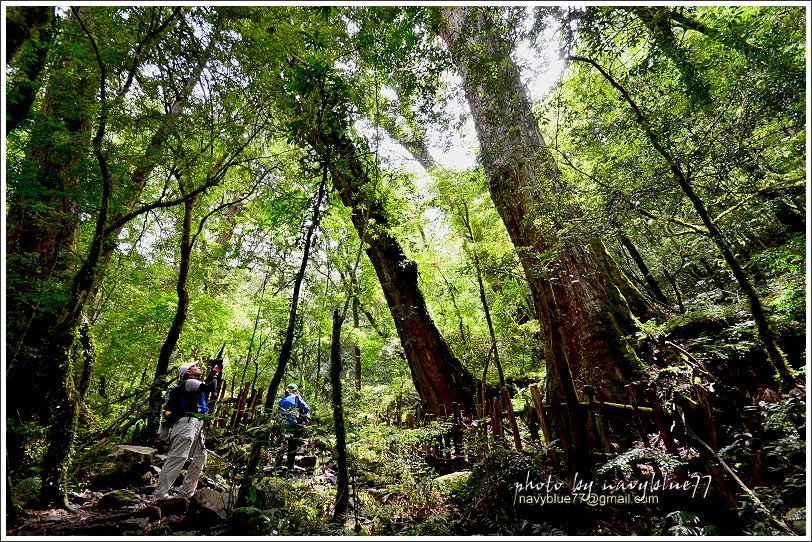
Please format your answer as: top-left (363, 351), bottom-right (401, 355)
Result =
top-left (3, 4), bottom-right (805, 536)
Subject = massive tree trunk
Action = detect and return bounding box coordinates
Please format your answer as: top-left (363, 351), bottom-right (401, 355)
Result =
top-left (6, 21), bottom-right (93, 425)
top-left (304, 127), bottom-right (478, 415)
top-left (440, 7), bottom-right (648, 410)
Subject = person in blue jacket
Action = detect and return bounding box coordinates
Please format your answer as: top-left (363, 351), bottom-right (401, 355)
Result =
top-left (277, 383), bottom-right (310, 469)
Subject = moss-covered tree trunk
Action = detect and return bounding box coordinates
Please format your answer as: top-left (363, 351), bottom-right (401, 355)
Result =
top-left (28, 11), bottom-right (218, 508)
top-left (330, 309), bottom-right (350, 521)
top-left (36, 120), bottom-right (112, 507)
top-left (6, 49), bottom-right (92, 426)
top-left (5, 5), bottom-right (55, 133)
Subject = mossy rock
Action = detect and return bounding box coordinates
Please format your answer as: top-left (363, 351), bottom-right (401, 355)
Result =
top-left (665, 309), bottom-right (734, 339)
top-left (203, 450), bottom-right (225, 476)
top-left (11, 476), bottom-right (42, 508)
top-left (226, 506), bottom-right (273, 535)
top-left (95, 489), bottom-right (140, 509)
top-left (90, 445), bottom-right (157, 489)
top-left (432, 471), bottom-right (471, 494)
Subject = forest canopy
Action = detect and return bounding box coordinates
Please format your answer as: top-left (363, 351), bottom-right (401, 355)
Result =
top-left (3, 3), bottom-right (808, 537)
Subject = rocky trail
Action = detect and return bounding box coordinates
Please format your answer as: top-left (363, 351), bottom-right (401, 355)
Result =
top-left (8, 441), bottom-right (328, 536)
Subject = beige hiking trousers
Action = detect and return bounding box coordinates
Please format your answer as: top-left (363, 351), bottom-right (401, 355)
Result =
top-left (153, 416), bottom-right (207, 499)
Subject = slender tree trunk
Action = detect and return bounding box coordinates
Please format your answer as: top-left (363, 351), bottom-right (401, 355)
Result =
top-left (237, 173), bottom-right (329, 502)
top-left (461, 202), bottom-right (505, 387)
top-left (264, 173), bottom-right (328, 410)
top-left (352, 295), bottom-right (362, 391)
top-left (330, 309), bottom-right (350, 521)
top-left (75, 316), bottom-right (97, 427)
top-left (619, 234), bottom-right (670, 305)
top-left (140, 194), bottom-right (198, 441)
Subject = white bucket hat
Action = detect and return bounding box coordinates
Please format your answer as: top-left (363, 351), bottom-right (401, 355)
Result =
top-left (178, 361), bottom-right (199, 379)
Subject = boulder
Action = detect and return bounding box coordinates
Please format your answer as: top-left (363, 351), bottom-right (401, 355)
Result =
top-left (90, 445), bottom-right (157, 489)
top-left (95, 489), bottom-right (140, 509)
top-left (191, 487), bottom-right (235, 519)
top-left (432, 470), bottom-right (471, 494)
top-left (152, 495), bottom-right (189, 517)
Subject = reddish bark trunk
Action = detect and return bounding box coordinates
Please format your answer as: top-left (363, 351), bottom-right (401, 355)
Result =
top-left (305, 128), bottom-right (478, 415)
top-left (441, 7), bottom-right (647, 408)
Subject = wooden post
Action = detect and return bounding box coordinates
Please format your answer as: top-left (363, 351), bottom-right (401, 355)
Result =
top-left (595, 392), bottom-right (617, 451)
top-left (230, 382), bottom-right (251, 428)
top-left (625, 384), bottom-right (649, 443)
top-left (529, 385), bottom-right (558, 462)
top-left (244, 390), bottom-right (258, 423)
top-left (481, 417), bottom-right (490, 452)
top-left (501, 387), bottom-right (523, 451)
top-left (584, 385), bottom-right (610, 455)
top-left (491, 396), bottom-right (504, 444)
top-left (646, 387), bottom-right (688, 482)
top-left (248, 389), bottom-right (264, 423)
top-left (523, 402), bottom-right (540, 442)
top-left (751, 437), bottom-right (767, 486)
top-left (694, 384), bottom-right (718, 450)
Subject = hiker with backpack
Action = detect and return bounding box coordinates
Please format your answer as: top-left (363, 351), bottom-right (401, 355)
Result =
top-left (277, 383), bottom-right (311, 470)
top-left (153, 361), bottom-right (217, 501)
